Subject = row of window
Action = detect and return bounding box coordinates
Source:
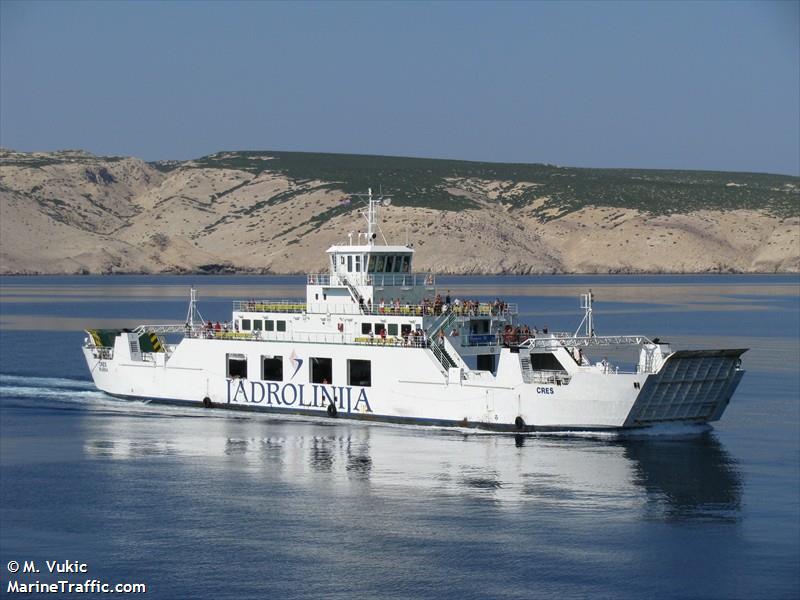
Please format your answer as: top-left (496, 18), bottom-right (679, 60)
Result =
top-left (241, 319), bottom-right (286, 332)
top-left (226, 354), bottom-right (371, 387)
top-left (361, 322), bottom-right (415, 336)
top-left (335, 254), bottom-right (412, 274)
top-left (368, 255), bottom-right (411, 274)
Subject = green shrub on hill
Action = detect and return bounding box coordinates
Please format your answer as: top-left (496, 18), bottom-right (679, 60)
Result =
top-left (186, 150), bottom-right (798, 221)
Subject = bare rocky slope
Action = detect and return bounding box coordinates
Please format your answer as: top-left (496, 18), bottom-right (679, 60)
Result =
top-left (0, 149), bottom-right (797, 275)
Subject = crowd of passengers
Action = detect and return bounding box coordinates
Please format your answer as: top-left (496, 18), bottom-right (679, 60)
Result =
top-left (364, 327), bottom-right (432, 347)
top-left (498, 324), bottom-right (547, 346)
top-left (361, 291), bottom-right (509, 317)
top-left (362, 322), bottom-right (546, 348)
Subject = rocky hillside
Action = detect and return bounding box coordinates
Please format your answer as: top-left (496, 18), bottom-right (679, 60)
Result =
top-left (0, 149), bottom-right (797, 274)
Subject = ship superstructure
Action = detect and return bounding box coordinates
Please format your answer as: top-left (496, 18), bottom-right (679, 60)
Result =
top-left (83, 189), bottom-right (746, 431)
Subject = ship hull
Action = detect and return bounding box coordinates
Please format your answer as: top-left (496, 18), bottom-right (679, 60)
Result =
top-left (83, 336), bottom-right (745, 432)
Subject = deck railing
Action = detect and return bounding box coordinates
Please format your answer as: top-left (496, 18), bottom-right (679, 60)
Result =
top-left (462, 332), bottom-right (652, 348)
top-left (233, 300), bottom-right (518, 318)
top-left (307, 272), bottom-right (436, 289)
top-left (184, 329), bottom-right (436, 348)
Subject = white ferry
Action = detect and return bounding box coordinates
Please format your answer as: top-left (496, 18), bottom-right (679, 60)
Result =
top-left (83, 190), bottom-right (746, 432)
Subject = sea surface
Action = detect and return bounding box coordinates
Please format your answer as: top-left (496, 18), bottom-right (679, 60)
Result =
top-left (0, 274), bottom-right (798, 599)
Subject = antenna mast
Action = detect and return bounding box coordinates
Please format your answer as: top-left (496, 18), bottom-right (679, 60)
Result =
top-left (574, 289), bottom-right (595, 337)
top-left (358, 187), bottom-right (391, 246)
top-left (366, 187), bottom-right (377, 245)
top-left (186, 287), bottom-right (205, 329)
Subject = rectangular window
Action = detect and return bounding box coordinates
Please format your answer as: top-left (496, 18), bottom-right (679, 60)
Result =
top-left (261, 355), bottom-right (283, 381)
top-left (361, 323), bottom-right (372, 334)
top-left (340, 256), bottom-right (345, 265)
top-left (253, 319), bottom-right (263, 331)
top-left (265, 320), bottom-right (274, 331)
top-left (348, 359), bottom-right (371, 387)
top-left (374, 323), bottom-right (386, 335)
top-left (276, 320), bottom-right (286, 332)
top-left (388, 323), bottom-right (398, 336)
top-left (310, 357), bottom-right (333, 384)
top-left (241, 319), bottom-right (251, 331)
top-left (347, 255), bottom-right (353, 272)
top-left (376, 255), bottom-right (385, 272)
top-left (391, 256), bottom-right (400, 272)
top-left (401, 256), bottom-right (410, 272)
top-left (368, 255), bottom-right (376, 271)
top-left (530, 353), bottom-right (566, 371)
top-left (385, 256), bottom-right (395, 273)
top-left (227, 353), bottom-right (247, 379)
top-left (401, 324), bottom-right (412, 336)
top-left (355, 255), bottom-right (361, 272)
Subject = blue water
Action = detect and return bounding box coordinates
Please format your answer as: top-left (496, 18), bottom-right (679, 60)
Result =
top-left (1, 275), bottom-right (798, 599)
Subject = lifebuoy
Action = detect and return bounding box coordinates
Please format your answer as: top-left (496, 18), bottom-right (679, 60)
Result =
top-left (202, 397), bottom-right (212, 408)
top-left (514, 416), bottom-right (525, 430)
top-left (327, 403), bottom-right (337, 418)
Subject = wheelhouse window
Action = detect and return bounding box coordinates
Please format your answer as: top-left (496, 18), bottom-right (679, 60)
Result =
top-left (241, 319), bottom-right (251, 331)
top-left (310, 357), bottom-right (333, 384)
top-left (385, 256), bottom-right (395, 273)
top-left (376, 255), bottom-right (385, 272)
top-left (276, 320), bottom-right (286, 332)
top-left (368, 255), bottom-right (376, 271)
top-left (227, 353), bottom-right (247, 379)
top-left (348, 360), bottom-right (371, 387)
top-left (261, 355), bottom-right (283, 381)
top-left (400, 256), bottom-right (410, 272)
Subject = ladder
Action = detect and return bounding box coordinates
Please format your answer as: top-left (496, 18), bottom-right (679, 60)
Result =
top-left (338, 271), bottom-right (365, 314)
top-left (519, 349), bottom-right (534, 384)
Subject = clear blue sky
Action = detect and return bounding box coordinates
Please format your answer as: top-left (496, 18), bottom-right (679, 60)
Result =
top-left (1, 0), bottom-right (798, 175)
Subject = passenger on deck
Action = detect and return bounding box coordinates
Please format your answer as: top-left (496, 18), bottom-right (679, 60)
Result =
top-left (434, 294), bottom-right (443, 315)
